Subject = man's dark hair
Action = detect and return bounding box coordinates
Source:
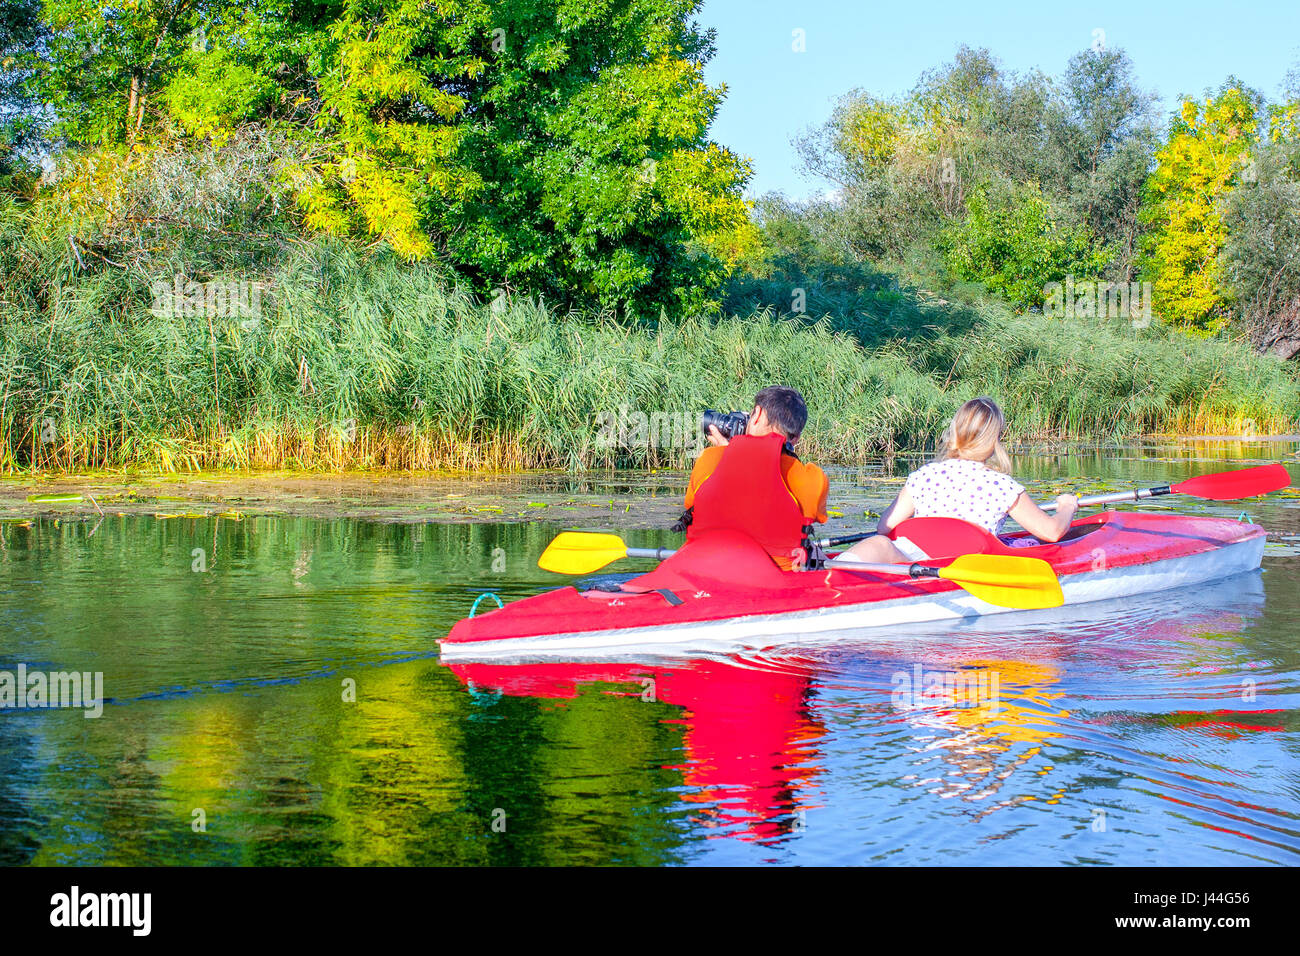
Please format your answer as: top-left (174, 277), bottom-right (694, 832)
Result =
top-left (753, 385), bottom-right (808, 440)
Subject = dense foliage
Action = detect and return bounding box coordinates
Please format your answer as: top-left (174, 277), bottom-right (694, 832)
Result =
top-left (781, 46), bottom-right (1300, 348)
top-left (794, 46), bottom-right (1157, 288)
top-left (0, 0), bottom-right (46, 190)
top-left (1, 20), bottom-right (1298, 473)
top-left (1221, 78), bottom-right (1300, 360)
top-left (17, 0), bottom-right (758, 317)
top-left (939, 181), bottom-right (1107, 309)
top-left (1136, 85), bottom-right (1260, 334)
top-left (1, 136), bottom-right (1296, 473)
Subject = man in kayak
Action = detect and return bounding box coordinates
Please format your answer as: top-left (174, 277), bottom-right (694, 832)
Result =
top-left (682, 385), bottom-right (829, 570)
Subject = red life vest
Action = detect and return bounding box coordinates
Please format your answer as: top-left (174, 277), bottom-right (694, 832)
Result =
top-left (686, 432), bottom-right (809, 561)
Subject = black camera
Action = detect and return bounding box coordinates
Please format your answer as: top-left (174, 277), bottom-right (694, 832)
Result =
top-left (701, 409), bottom-right (750, 440)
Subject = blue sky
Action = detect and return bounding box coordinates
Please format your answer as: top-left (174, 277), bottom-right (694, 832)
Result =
top-left (695, 0), bottom-right (1300, 201)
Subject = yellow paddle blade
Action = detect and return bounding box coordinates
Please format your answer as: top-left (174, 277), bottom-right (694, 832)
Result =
top-left (937, 553), bottom-right (1065, 610)
top-left (537, 532), bottom-right (629, 575)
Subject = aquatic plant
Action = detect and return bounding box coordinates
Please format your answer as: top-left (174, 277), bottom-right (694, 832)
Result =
top-left (2, 232), bottom-right (1296, 473)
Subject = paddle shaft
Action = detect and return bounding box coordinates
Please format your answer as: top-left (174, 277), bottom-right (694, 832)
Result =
top-left (819, 531), bottom-right (876, 547)
top-left (1041, 463), bottom-right (1290, 512)
top-left (1040, 485), bottom-right (1171, 512)
top-left (633, 539), bottom-right (877, 559)
top-left (825, 555), bottom-right (943, 577)
top-left (634, 527), bottom-right (887, 558)
top-left (630, 545), bottom-right (936, 579)
top-left (626, 546), bottom-right (677, 561)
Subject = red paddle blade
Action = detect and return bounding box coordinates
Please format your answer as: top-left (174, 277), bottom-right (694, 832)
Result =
top-left (1171, 463), bottom-right (1292, 501)
top-left (889, 516), bottom-right (997, 558)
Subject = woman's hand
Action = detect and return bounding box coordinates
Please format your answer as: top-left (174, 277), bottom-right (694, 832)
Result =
top-left (1009, 493), bottom-right (1080, 543)
top-left (706, 425), bottom-right (729, 447)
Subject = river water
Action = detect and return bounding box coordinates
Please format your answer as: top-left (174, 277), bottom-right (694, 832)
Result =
top-left (1, 440), bottom-right (1298, 865)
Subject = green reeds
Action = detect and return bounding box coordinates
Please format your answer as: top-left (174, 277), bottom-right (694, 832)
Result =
top-left (1, 135), bottom-right (1297, 475)
top-left (2, 240), bottom-right (1296, 474)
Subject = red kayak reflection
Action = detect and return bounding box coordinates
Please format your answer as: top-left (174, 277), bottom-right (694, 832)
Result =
top-left (446, 657), bottom-right (825, 844)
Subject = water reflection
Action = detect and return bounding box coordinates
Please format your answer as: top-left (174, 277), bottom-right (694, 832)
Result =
top-left (893, 659), bottom-right (1067, 817)
top-left (448, 657), bottom-right (824, 844)
top-left (438, 571), bottom-right (1287, 857)
top-left (0, 489), bottom-right (1296, 865)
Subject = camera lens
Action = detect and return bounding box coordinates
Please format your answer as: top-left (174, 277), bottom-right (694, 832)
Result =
top-left (701, 409), bottom-right (749, 440)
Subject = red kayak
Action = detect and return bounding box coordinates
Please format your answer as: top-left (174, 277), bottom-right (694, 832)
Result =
top-left (440, 511), bottom-right (1266, 660)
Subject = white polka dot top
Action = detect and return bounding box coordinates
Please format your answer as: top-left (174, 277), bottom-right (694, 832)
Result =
top-left (903, 458), bottom-right (1026, 534)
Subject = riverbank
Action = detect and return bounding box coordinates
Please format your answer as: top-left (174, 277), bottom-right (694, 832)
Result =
top-left (0, 469), bottom-right (693, 527)
top-left (5, 438), bottom-right (1297, 543)
top-left (4, 234), bottom-right (1300, 474)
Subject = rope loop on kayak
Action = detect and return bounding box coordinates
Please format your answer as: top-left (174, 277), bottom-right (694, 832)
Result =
top-left (1238, 511), bottom-right (1251, 523)
top-left (469, 592), bottom-right (504, 617)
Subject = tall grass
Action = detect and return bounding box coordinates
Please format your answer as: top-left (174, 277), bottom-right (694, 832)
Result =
top-left (1, 136), bottom-right (1297, 474)
top-left (0, 237), bottom-right (932, 470)
top-left (2, 239), bottom-right (1296, 473)
top-left (909, 304), bottom-right (1298, 438)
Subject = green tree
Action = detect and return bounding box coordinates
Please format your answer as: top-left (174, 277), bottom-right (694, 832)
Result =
top-left (1053, 49), bottom-right (1158, 280)
top-left (28, 0), bottom-right (757, 316)
top-left (38, 0), bottom-right (222, 146)
top-left (0, 0), bottom-right (47, 190)
top-left (1223, 83), bottom-right (1300, 359)
top-left (162, 1), bottom-right (313, 145)
top-left (166, 0), bottom-right (757, 316)
top-left (1138, 83), bottom-right (1261, 334)
top-left (791, 46), bottom-right (1148, 299)
top-left (940, 181), bottom-right (1107, 309)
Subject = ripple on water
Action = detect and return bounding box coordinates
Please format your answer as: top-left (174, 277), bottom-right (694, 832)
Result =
top-left (1, 505), bottom-right (1298, 865)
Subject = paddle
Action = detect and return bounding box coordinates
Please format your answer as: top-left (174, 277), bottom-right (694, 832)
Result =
top-left (540, 517), bottom-right (1003, 575)
top-left (537, 532), bottom-right (677, 575)
top-left (1040, 462), bottom-right (1292, 512)
top-left (536, 529), bottom-right (1063, 610)
top-left (814, 518), bottom-right (993, 554)
top-left (826, 551), bottom-right (1064, 610)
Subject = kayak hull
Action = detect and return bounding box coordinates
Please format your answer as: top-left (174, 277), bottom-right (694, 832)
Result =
top-left (440, 512), bottom-right (1266, 660)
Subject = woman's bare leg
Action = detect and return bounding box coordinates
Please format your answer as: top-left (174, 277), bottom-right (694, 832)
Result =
top-left (839, 534), bottom-right (911, 564)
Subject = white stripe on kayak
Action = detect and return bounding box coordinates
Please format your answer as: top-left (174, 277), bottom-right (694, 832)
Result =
top-left (438, 536), bottom-right (1265, 660)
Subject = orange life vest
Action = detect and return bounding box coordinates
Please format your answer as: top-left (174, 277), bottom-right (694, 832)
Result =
top-left (686, 432), bottom-right (811, 564)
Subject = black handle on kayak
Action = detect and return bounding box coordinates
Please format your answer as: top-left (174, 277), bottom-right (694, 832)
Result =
top-left (820, 530), bottom-right (875, 548)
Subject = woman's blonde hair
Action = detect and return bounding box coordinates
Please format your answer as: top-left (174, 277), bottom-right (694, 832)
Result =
top-left (939, 397), bottom-right (1012, 473)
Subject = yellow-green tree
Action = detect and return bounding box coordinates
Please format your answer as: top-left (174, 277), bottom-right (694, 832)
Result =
top-left (185, 0), bottom-right (759, 317)
top-left (29, 0), bottom-right (760, 318)
top-left (1138, 86), bottom-right (1260, 334)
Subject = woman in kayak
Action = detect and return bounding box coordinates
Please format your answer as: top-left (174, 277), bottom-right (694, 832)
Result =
top-left (842, 397), bottom-right (1078, 563)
